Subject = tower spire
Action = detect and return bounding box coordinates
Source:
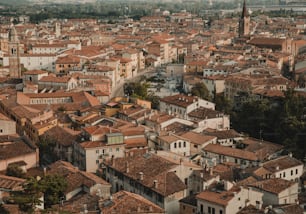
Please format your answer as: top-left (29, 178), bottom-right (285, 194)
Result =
top-left (241, 0), bottom-right (248, 18)
top-left (239, 0), bottom-right (250, 37)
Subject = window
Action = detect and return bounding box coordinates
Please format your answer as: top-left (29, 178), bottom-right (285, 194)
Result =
top-left (116, 148), bottom-right (119, 152)
top-left (179, 142), bottom-right (181, 148)
top-left (96, 150), bottom-right (99, 154)
top-left (291, 170), bottom-right (293, 176)
top-left (220, 210), bottom-right (223, 214)
top-left (208, 207), bottom-right (211, 214)
top-left (296, 169), bottom-right (298, 175)
top-left (283, 172), bottom-right (286, 178)
top-left (200, 204), bottom-right (203, 213)
top-left (96, 160), bottom-right (99, 164)
top-left (183, 141), bottom-right (186, 147)
top-left (174, 143), bottom-right (177, 148)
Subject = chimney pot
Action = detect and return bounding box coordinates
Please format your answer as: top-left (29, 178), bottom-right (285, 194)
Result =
top-left (139, 172), bottom-right (144, 181)
top-left (126, 162), bottom-right (129, 173)
top-left (153, 180), bottom-right (158, 189)
top-left (209, 167), bottom-right (213, 176)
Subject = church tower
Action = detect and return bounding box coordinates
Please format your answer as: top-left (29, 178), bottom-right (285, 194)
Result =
top-left (8, 25), bottom-right (21, 78)
top-left (239, 0), bottom-right (250, 37)
top-left (55, 22), bottom-right (61, 38)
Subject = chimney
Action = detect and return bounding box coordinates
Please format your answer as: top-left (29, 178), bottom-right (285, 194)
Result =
top-left (83, 204), bottom-right (88, 213)
top-left (180, 158), bottom-right (183, 165)
top-left (126, 162), bottom-right (129, 173)
top-left (43, 167), bottom-right (47, 176)
top-left (139, 172), bottom-right (144, 181)
top-left (153, 180), bottom-right (158, 189)
top-left (111, 155), bottom-right (115, 167)
top-left (256, 201), bottom-right (262, 210)
top-left (224, 181), bottom-right (233, 191)
top-left (209, 167), bottom-right (213, 176)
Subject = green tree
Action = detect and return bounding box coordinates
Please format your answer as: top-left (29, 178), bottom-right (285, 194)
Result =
top-left (214, 93), bottom-right (232, 114)
top-left (11, 175), bottom-right (68, 210)
top-left (147, 93), bottom-right (160, 109)
top-left (191, 82), bottom-right (211, 100)
top-left (124, 82), bottom-right (149, 98)
top-left (40, 175), bottom-right (67, 208)
top-left (37, 135), bottom-right (57, 165)
top-left (11, 177), bottom-right (43, 213)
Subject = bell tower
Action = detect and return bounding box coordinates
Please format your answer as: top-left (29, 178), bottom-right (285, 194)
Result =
top-left (239, 0), bottom-right (250, 37)
top-left (8, 25), bottom-right (21, 78)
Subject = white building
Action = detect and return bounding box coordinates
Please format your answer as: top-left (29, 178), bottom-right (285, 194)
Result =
top-left (248, 178), bottom-right (298, 205)
top-left (203, 75), bottom-right (226, 97)
top-left (3, 53), bottom-right (57, 72)
top-left (188, 107), bottom-right (230, 131)
top-left (158, 134), bottom-right (191, 156)
top-left (255, 155), bottom-right (304, 182)
top-left (160, 94), bottom-right (215, 120)
top-left (0, 113), bottom-right (16, 135)
top-left (196, 183), bottom-right (263, 214)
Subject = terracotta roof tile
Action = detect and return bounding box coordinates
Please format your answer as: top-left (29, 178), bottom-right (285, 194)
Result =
top-left (106, 153), bottom-right (186, 196)
top-left (204, 144), bottom-right (258, 161)
top-left (248, 178), bottom-right (296, 194)
top-left (100, 190), bottom-right (164, 213)
top-left (180, 131), bottom-right (216, 145)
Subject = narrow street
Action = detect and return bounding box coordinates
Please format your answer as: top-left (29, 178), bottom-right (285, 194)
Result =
top-left (110, 67), bottom-right (156, 98)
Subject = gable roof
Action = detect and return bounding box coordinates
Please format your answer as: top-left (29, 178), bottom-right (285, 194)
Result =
top-left (262, 155), bottom-right (303, 173)
top-left (106, 153), bottom-right (186, 196)
top-left (48, 160), bottom-right (110, 194)
top-left (248, 178), bottom-right (296, 194)
top-left (100, 190), bottom-right (164, 214)
top-left (180, 131), bottom-right (216, 145)
top-left (204, 144), bottom-right (258, 161)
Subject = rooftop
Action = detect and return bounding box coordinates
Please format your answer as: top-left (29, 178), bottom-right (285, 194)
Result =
top-left (248, 178), bottom-right (296, 194)
top-left (106, 153), bottom-right (186, 196)
top-left (160, 94), bottom-right (198, 108)
top-left (100, 191), bottom-right (164, 214)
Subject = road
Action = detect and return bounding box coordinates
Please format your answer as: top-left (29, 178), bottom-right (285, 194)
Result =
top-left (110, 67), bottom-right (156, 98)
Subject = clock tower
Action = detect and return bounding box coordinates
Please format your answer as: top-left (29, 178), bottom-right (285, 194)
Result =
top-left (8, 25), bottom-right (21, 78)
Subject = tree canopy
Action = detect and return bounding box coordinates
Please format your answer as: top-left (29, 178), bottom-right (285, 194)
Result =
top-left (11, 175), bottom-right (68, 211)
top-left (231, 89), bottom-right (306, 159)
top-left (124, 81), bottom-right (160, 109)
top-left (191, 82), bottom-right (211, 101)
